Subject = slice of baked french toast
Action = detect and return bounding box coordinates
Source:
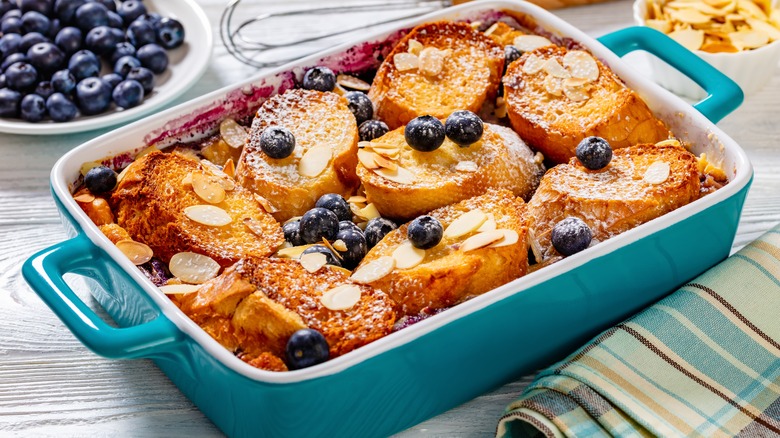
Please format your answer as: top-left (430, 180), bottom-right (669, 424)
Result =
top-left (175, 257), bottom-right (396, 371)
top-left (528, 142), bottom-right (701, 259)
top-left (236, 88), bottom-right (360, 222)
top-left (368, 20), bottom-right (505, 130)
top-left (353, 189), bottom-right (529, 317)
top-left (356, 122), bottom-right (544, 222)
top-left (504, 45), bottom-right (671, 164)
top-left (110, 151), bottom-right (284, 267)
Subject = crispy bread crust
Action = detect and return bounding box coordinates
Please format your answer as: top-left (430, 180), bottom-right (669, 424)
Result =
top-left (236, 89), bottom-right (360, 222)
top-left (368, 21), bottom-right (505, 129)
top-left (110, 151), bottom-right (284, 266)
top-left (357, 123), bottom-right (544, 221)
top-left (504, 46), bottom-right (670, 164)
top-left (358, 189), bottom-right (529, 317)
top-left (528, 143), bottom-right (701, 258)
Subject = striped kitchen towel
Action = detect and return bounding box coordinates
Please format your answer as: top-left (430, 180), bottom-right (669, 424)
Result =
top-left (497, 225), bottom-right (780, 438)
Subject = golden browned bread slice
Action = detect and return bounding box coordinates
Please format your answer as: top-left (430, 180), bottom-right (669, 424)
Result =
top-left (236, 89), bottom-right (360, 222)
top-left (355, 189), bottom-right (529, 317)
top-left (368, 21), bottom-right (505, 129)
top-left (356, 122), bottom-right (544, 221)
top-left (504, 45), bottom-right (671, 164)
top-left (176, 257), bottom-right (396, 371)
top-left (528, 143), bottom-right (701, 259)
top-left (111, 151), bottom-right (284, 267)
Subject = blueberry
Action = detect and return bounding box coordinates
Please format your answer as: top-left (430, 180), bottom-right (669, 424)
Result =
top-left (283, 220), bottom-right (305, 246)
top-left (75, 76), bottom-right (111, 114)
top-left (54, 0), bottom-right (87, 23)
top-left (1, 53), bottom-right (28, 72)
top-left (504, 45), bottom-right (522, 68)
top-left (0, 87), bottom-right (21, 117)
top-left (84, 25), bottom-right (122, 56)
top-left (445, 110), bottom-right (483, 147)
top-left (50, 68), bottom-right (75, 93)
top-left (364, 217), bottom-right (397, 248)
top-left (68, 49), bottom-right (99, 80)
top-left (315, 193), bottom-right (351, 222)
top-left (47, 17), bottom-right (60, 38)
top-left (0, 74), bottom-right (5, 88)
top-left (19, 31), bottom-right (48, 53)
top-left (338, 220), bottom-right (361, 234)
top-left (84, 165), bottom-right (117, 194)
top-left (126, 18), bottom-right (154, 47)
top-left (334, 228), bottom-right (367, 269)
top-left (34, 80), bottom-right (54, 98)
top-left (5, 62), bottom-right (37, 90)
top-left (27, 42), bottom-right (65, 73)
top-left (100, 71), bottom-right (121, 89)
top-left (117, 0), bottom-right (145, 25)
top-left (105, 9), bottom-right (121, 28)
top-left (301, 244), bottom-right (341, 267)
top-left (407, 215), bottom-right (443, 249)
top-left (259, 125), bottom-right (295, 159)
top-left (135, 43), bottom-right (167, 73)
top-left (19, 0), bottom-right (52, 15)
top-left (551, 217), bottom-right (592, 256)
top-left (46, 91), bottom-right (77, 121)
top-left (0, 0), bottom-right (15, 17)
top-left (125, 66), bottom-right (152, 93)
top-left (285, 328), bottom-right (329, 370)
top-left (302, 66), bottom-right (335, 92)
top-left (575, 136), bottom-right (612, 170)
top-left (2, 16), bottom-right (23, 34)
top-left (358, 119), bottom-right (388, 142)
top-left (404, 115), bottom-right (445, 152)
top-left (54, 26), bottom-right (82, 53)
top-left (344, 91), bottom-right (372, 125)
top-left (138, 12), bottom-right (161, 27)
top-left (112, 54), bottom-right (139, 77)
top-left (300, 207), bottom-right (339, 244)
top-left (92, 0), bottom-right (115, 12)
top-left (109, 40), bottom-right (134, 62)
top-left (111, 78), bottom-right (142, 108)
top-left (21, 11), bottom-right (50, 34)
top-left (2, 9), bottom-right (21, 20)
top-left (0, 33), bottom-right (22, 58)
top-left (20, 93), bottom-right (46, 121)
top-left (74, 2), bottom-right (107, 31)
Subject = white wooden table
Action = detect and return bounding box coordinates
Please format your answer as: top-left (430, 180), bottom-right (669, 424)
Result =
top-left (1, 0), bottom-right (778, 436)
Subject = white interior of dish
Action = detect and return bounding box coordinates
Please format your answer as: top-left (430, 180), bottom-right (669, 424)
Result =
top-left (50, 0), bottom-right (753, 384)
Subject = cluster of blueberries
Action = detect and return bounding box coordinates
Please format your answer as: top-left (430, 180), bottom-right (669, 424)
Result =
top-left (0, 0), bottom-right (185, 123)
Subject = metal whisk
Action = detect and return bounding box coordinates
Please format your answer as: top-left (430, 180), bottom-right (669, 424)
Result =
top-left (220, 0), bottom-right (455, 68)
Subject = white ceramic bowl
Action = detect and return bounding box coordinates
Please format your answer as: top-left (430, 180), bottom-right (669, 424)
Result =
top-left (633, 0), bottom-right (780, 99)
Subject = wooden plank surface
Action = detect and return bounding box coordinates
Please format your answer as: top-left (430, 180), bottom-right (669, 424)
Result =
top-left (1, 0), bottom-right (778, 436)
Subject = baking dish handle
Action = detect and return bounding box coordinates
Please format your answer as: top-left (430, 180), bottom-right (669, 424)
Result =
top-left (22, 235), bottom-right (182, 359)
top-left (597, 26), bottom-right (743, 124)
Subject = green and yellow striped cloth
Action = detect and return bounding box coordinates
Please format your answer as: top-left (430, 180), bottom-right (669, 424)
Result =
top-left (497, 225), bottom-right (780, 438)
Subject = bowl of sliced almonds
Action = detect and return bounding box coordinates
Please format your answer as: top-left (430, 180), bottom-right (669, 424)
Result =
top-left (634, 0), bottom-right (780, 98)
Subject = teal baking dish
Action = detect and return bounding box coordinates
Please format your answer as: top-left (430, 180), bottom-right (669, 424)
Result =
top-left (23, 1), bottom-right (752, 437)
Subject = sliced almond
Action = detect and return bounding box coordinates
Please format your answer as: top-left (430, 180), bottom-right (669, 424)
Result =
top-left (184, 205), bottom-right (232, 227)
top-left (392, 241), bottom-right (425, 270)
top-left (373, 165), bottom-right (415, 185)
top-left (655, 138), bottom-right (682, 147)
top-left (646, 19), bottom-right (673, 34)
top-left (298, 145), bottom-right (331, 177)
top-left (320, 284), bottom-right (362, 311)
top-left (460, 230), bottom-right (505, 252)
top-left (373, 154), bottom-right (397, 171)
top-left (737, 0), bottom-right (767, 20)
top-left (244, 217), bottom-right (268, 236)
top-left (483, 22), bottom-right (500, 36)
top-left (407, 39), bottom-right (423, 56)
top-left (643, 161), bottom-right (671, 185)
top-left (394, 52), bottom-right (419, 71)
top-left (275, 244), bottom-right (313, 259)
top-left (513, 35), bottom-right (553, 52)
top-left (700, 41), bottom-right (740, 52)
top-left (543, 75), bottom-right (563, 97)
top-left (332, 239), bottom-right (348, 252)
top-left (300, 252), bottom-right (327, 273)
top-left (370, 145), bottom-right (401, 160)
top-left (116, 163), bottom-right (133, 184)
top-left (670, 8), bottom-right (712, 24)
top-left (669, 28), bottom-right (705, 51)
top-left (443, 209), bottom-right (487, 239)
top-left (254, 194), bottom-right (279, 213)
top-left (729, 29), bottom-right (769, 49)
top-left (135, 145), bottom-right (159, 158)
top-left (332, 83), bottom-right (347, 96)
top-left (562, 50), bottom-right (600, 82)
top-left (73, 193), bottom-right (96, 203)
top-left (564, 85), bottom-right (590, 102)
top-left (159, 284), bottom-right (201, 295)
top-left (219, 118), bottom-right (249, 149)
top-left (419, 47), bottom-right (448, 77)
top-left (192, 172), bottom-right (226, 204)
top-left (469, 21), bottom-right (483, 30)
top-left (543, 58), bottom-right (570, 78)
top-left (320, 238), bottom-right (344, 261)
top-left (350, 256), bottom-right (395, 283)
top-left (169, 252), bottom-right (221, 284)
top-left (348, 195), bottom-right (367, 203)
top-left (489, 229), bottom-right (520, 248)
top-left (522, 54), bottom-right (545, 75)
top-left (337, 74), bottom-right (371, 91)
top-left (564, 77), bottom-right (589, 88)
top-left (355, 203), bottom-right (381, 221)
top-left (181, 172), bottom-right (193, 186)
top-left (477, 213), bottom-right (497, 232)
top-left (455, 161), bottom-right (478, 172)
top-left (358, 149), bottom-right (380, 169)
top-left (223, 159), bottom-right (236, 178)
top-left (528, 228), bottom-right (544, 263)
top-left (747, 19), bottom-right (780, 41)
top-left (116, 240), bottom-right (153, 265)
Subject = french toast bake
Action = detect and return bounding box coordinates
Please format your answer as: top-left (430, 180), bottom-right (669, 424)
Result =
top-left (504, 45), bottom-right (671, 163)
top-left (368, 21), bottom-right (505, 129)
top-left (236, 89), bottom-right (360, 222)
top-left (357, 122), bottom-right (544, 221)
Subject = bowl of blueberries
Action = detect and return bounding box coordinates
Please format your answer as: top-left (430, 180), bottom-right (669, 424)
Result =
top-left (0, 0), bottom-right (211, 134)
